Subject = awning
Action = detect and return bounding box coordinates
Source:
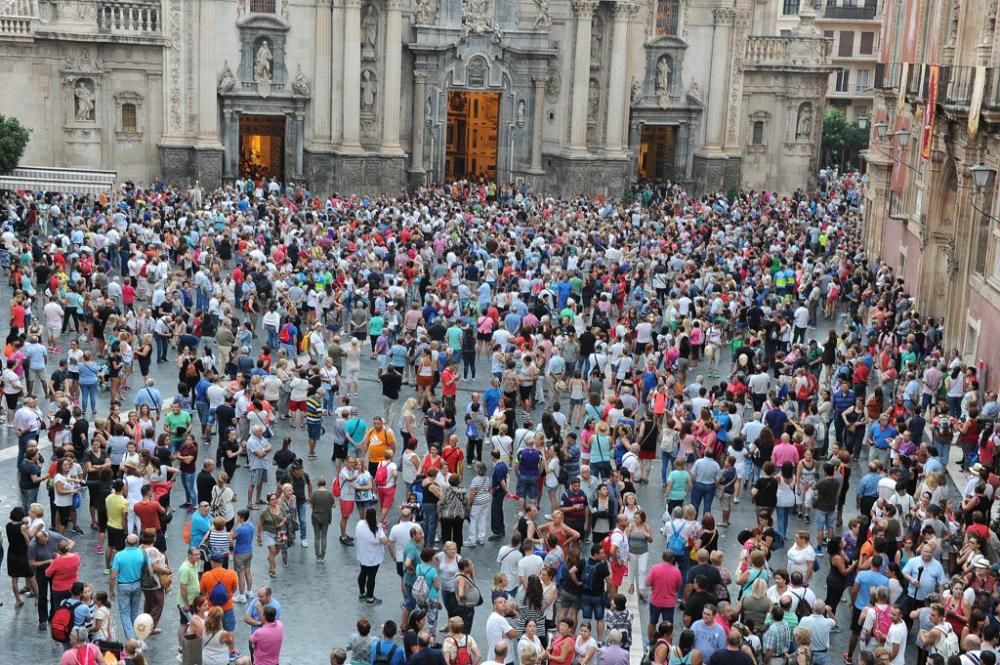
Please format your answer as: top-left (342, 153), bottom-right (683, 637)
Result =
top-left (0, 166), bottom-right (117, 195)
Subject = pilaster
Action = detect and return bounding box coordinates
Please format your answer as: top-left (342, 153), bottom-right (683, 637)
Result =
top-left (381, 0), bottom-right (404, 154)
top-left (603, 1), bottom-right (632, 156)
top-left (530, 76), bottom-right (547, 173)
top-left (568, 0), bottom-right (599, 154)
top-left (341, 0), bottom-right (363, 152)
top-left (409, 71), bottom-right (428, 184)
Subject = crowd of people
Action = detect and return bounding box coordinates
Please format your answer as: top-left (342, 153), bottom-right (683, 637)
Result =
top-left (1, 170), bottom-right (999, 665)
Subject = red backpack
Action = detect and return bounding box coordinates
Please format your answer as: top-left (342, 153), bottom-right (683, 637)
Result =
top-left (448, 636), bottom-right (473, 665)
top-left (375, 462), bottom-right (389, 488)
top-left (50, 599), bottom-right (81, 642)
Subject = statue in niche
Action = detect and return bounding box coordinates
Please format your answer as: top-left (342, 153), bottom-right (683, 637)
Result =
top-left (218, 61), bottom-right (236, 93)
top-left (516, 100), bottom-right (526, 127)
top-left (414, 0), bottom-right (436, 24)
top-left (292, 64), bottom-right (311, 96)
top-left (688, 80), bottom-right (702, 103)
top-left (590, 26), bottom-right (602, 66)
top-left (796, 103), bottom-right (813, 139)
top-left (655, 57), bottom-right (671, 94)
top-left (74, 79), bottom-right (95, 122)
top-left (630, 78), bottom-right (641, 105)
top-left (587, 79), bottom-right (600, 120)
top-left (532, 0), bottom-right (552, 30)
top-left (361, 70), bottom-right (377, 113)
top-left (362, 5), bottom-right (377, 59)
top-left (254, 40), bottom-right (273, 98)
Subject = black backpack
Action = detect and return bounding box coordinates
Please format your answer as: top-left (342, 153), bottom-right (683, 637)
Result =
top-left (373, 642), bottom-right (399, 665)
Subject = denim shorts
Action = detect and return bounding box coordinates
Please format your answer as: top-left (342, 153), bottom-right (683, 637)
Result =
top-left (516, 476), bottom-right (540, 500)
top-left (580, 593), bottom-right (606, 620)
top-left (814, 509), bottom-right (836, 531)
top-left (307, 421), bottom-right (324, 440)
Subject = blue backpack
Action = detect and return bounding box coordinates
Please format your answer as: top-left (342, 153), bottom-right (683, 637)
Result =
top-left (667, 521), bottom-right (687, 557)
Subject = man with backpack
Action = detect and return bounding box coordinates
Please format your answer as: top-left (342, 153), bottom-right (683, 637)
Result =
top-left (369, 620), bottom-right (406, 665)
top-left (50, 581), bottom-right (91, 646)
top-left (579, 543), bottom-right (611, 642)
top-left (200, 552), bottom-right (239, 630)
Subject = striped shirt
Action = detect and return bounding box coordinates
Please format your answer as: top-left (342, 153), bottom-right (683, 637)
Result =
top-left (306, 395), bottom-right (324, 424)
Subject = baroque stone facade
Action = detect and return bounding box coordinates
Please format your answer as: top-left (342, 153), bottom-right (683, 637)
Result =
top-left (0, 0), bottom-right (832, 195)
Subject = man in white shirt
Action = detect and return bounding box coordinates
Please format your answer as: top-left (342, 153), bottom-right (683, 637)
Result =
top-left (497, 535), bottom-right (523, 595)
top-left (885, 605), bottom-right (908, 665)
top-left (793, 303), bottom-right (810, 344)
top-left (798, 601), bottom-right (836, 665)
top-left (388, 508), bottom-right (415, 576)
top-left (517, 541), bottom-right (544, 588)
top-left (485, 597), bottom-right (518, 665)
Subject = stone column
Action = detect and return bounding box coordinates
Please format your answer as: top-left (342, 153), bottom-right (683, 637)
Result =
top-left (295, 111), bottom-right (306, 176)
top-left (705, 7), bottom-right (735, 150)
top-left (313, 0), bottom-right (333, 143)
top-left (197, 0), bottom-right (217, 141)
top-left (341, 0), bottom-right (363, 151)
top-left (530, 76), bottom-right (546, 172)
top-left (381, 0), bottom-right (404, 153)
top-left (604, 1), bottom-right (632, 155)
top-left (568, 0), bottom-right (598, 154)
top-left (409, 71), bottom-right (427, 176)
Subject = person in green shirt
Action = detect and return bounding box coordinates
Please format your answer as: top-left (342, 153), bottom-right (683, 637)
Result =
top-left (446, 322), bottom-right (463, 352)
top-left (368, 314), bottom-right (385, 357)
top-left (163, 402), bottom-right (193, 451)
top-left (176, 548), bottom-right (202, 637)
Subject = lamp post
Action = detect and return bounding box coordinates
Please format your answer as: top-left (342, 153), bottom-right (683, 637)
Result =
top-left (971, 163), bottom-right (995, 191)
top-left (873, 121), bottom-right (888, 140)
top-left (894, 129), bottom-right (909, 148)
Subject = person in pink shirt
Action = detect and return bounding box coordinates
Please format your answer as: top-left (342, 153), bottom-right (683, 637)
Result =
top-left (645, 550), bottom-right (683, 644)
top-left (771, 434), bottom-right (800, 469)
top-left (240, 605), bottom-right (283, 665)
top-left (59, 627), bottom-right (101, 665)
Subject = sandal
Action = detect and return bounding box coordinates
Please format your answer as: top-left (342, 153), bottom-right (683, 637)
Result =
top-left (269, 570), bottom-right (276, 578)
top-left (842, 653), bottom-right (851, 665)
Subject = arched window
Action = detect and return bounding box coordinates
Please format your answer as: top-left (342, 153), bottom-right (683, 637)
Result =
top-left (121, 103), bottom-right (138, 133)
top-left (656, 0), bottom-right (680, 36)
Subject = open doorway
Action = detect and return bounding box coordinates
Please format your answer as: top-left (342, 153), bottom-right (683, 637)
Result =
top-left (239, 114), bottom-right (286, 182)
top-left (446, 90), bottom-right (500, 181)
top-left (638, 125), bottom-right (677, 182)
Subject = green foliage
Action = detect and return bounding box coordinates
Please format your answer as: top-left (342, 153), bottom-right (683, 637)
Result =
top-left (0, 114), bottom-right (30, 174)
top-left (820, 108), bottom-right (868, 168)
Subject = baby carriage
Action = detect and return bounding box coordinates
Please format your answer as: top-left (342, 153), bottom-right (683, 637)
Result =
top-left (95, 361), bottom-right (111, 391)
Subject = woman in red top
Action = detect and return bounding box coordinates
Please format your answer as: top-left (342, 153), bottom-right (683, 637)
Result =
top-left (548, 618), bottom-right (576, 665)
top-left (45, 539), bottom-right (81, 608)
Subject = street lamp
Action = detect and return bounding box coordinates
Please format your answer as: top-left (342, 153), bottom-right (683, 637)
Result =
top-left (858, 116), bottom-right (870, 130)
top-left (894, 129), bottom-right (909, 148)
top-left (874, 121), bottom-right (888, 139)
top-left (970, 163), bottom-right (996, 190)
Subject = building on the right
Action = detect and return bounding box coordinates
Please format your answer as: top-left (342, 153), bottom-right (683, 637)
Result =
top-left (865, 0), bottom-right (1000, 388)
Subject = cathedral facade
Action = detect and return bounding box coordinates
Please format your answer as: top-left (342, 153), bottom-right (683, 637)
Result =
top-left (0, 0), bottom-right (833, 195)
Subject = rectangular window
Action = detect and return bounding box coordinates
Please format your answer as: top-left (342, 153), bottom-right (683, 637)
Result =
top-left (782, 0), bottom-right (800, 15)
top-left (655, 0), bottom-right (680, 36)
top-left (824, 30), bottom-right (835, 40)
top-left (838, 31), bottom-right (855, 57)
top-left (859, 31), bottom-right (875, 54)
top-left (121, 103), bottom-right (137, 133)
top-left (250, 0), bottom-right (276, 13)
top-left (752, 121), bottom-right (764, 145)
top-left (835, 68), bottom-right (850, 92)
top-left (855, 68), bottom-right (870, 92)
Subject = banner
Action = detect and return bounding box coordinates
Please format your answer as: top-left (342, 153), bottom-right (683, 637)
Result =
top-left (969, 66), bottom-right (987, 139)
top-left (896, 62), bottom-right (909, 118)
top-left (921, 65), bottom-right (939, 160)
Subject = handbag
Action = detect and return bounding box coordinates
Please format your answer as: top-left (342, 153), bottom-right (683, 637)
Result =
top-left (139, 552), bottom-right (159, 591)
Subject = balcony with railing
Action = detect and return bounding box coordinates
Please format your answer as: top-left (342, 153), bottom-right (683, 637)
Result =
top-left (97, 1), bottom-right (161, 36)
top-left (0, 0), bottom-right (38, 41)
top-left (745, 35), bottom-right (833, 68)
top-left (822, 4), bottom-right (878, 20)
top-left (943, 65), bottom-right (975, 108)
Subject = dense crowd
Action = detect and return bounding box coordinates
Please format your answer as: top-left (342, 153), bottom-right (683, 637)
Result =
top-left (1, 170), bottom-right (999, 665)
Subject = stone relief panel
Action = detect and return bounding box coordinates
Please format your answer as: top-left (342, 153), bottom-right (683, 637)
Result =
top-left (532, 0), bottom-right (551, 30)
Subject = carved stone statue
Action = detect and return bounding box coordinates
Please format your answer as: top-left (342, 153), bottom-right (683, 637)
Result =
top-left (688, 80), bottom-right (702, 102)
top-left (218, 61), bottom-right (236, 93)
top-left (532, 0), bottom-right (552, 30)
top-left (360, 70), bottom-right (377, 113)
top-left (587, 79), bottom-right (600, 119)
top-left (361, 5), bottom-right (377, 58)
top-left (74, 79), bottom-right (95, 122)
top-left (462, 0), bottom-right (491, 34)
top-left (630, 78), bottom-right (641, 105)
top-left (254, 40), bottom-right (273, 98)
top-left (796, 103), bottom-right (813, 139)
top-left (414, 0), bottom-right (435, 24)
top-left (655, 57), bottom-right (671, 93)
top-left (292, 64), bottom-right (311, 96)
top-left (590, 26), bottom-right (602, 65)
top-left (516, 100), bottom-right (526, 127)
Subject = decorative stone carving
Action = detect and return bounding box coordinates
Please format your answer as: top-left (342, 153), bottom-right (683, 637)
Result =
top-left (532, 0), bottom-right (552, 31)
top-left (361, 4), bottom-right (377, 60)
top-left (545, 68), bottom-right (561, 102)
top-left (414, 0), bottom-right (436, 25)
top-left (587, 77), bottom-right (600, 120)
top-left (590, 17), bottom-right (603, 69)
top-left (166, 0), bottom-right (182, 132)
top-left (292, 64), bottom-right (311, 96)
top-left (687, 80), bottom-right (702, 103)
top-left (360, 69), bottom-right (377, 113)
top-left (516, 100), bottom-right (526, 127)
top-left (796, 102), bottom-right (813, 140)
top-left (254, 39), bottom-right (273, 98)
top-left (218, 61), bottom-right (237, 93)
top-left (73, 79), bottom-right (96, 122)
top-left (630, 77), bottom-right (641, 105)
top-left (572, 0), bottom-right (598, 19)
top-left (462, 0), bottom-right (491, 35)
top-left (713, 7), bottom-right (736, 25)
top-left (467, 57), bottom-right (488, 88)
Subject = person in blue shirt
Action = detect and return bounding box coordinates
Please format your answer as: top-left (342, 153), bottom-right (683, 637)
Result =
top-left (231, 509), bottom-right (256, 602)
top-left (848, 554), bottom-right (889, 662)
top-left (489, 450), bottom-right (508, 540)
top-left (244, 585), bottom-right (282, 634)
top-left (866, 413), bottom-right (897, 467)
top-left (483, 380), bottom-right (502, 417)
top-left (110, 534), bottom-right (147, 640)
top-left (855, 462), bottom-right (882, 517)
top-left (369, 620), bottom-right (406, 665)
top-left (901, 544), bottom-right (946, 603)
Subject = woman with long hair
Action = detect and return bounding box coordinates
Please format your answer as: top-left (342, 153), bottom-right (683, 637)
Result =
top-left (200, 606), bottom-right (238, 665)
top-left (256, 492), bottom-right (286, 578)
top-left (355, 507), bottom-right (389, 605)
top-left (516, 575), bottom-right (549, 645)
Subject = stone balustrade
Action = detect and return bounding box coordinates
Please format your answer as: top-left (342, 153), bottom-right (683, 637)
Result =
top-left (97, 1), bottom-right (160, 35)
top-left (745, 34), bottom-right (832, 68)
top-left (0, 0), bottom-right (37, 40)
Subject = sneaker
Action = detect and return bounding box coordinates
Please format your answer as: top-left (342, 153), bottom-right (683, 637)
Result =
top-left (301, 540), bottom-right (308, 547)
top-left (366, 597), bottom-right (383, 605)
top-left (38, 621), bottom-right (47, 631)
top-left (488, 534), bottom-right (503, 541)
top-left (733, 497), bottom-right (740, 504)
top-left (72, 526), bottom-right (84, 535)
top-left (104, 568), bottom-right (111, 575)
top-left (94, 545), bottom-right (105, 554)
